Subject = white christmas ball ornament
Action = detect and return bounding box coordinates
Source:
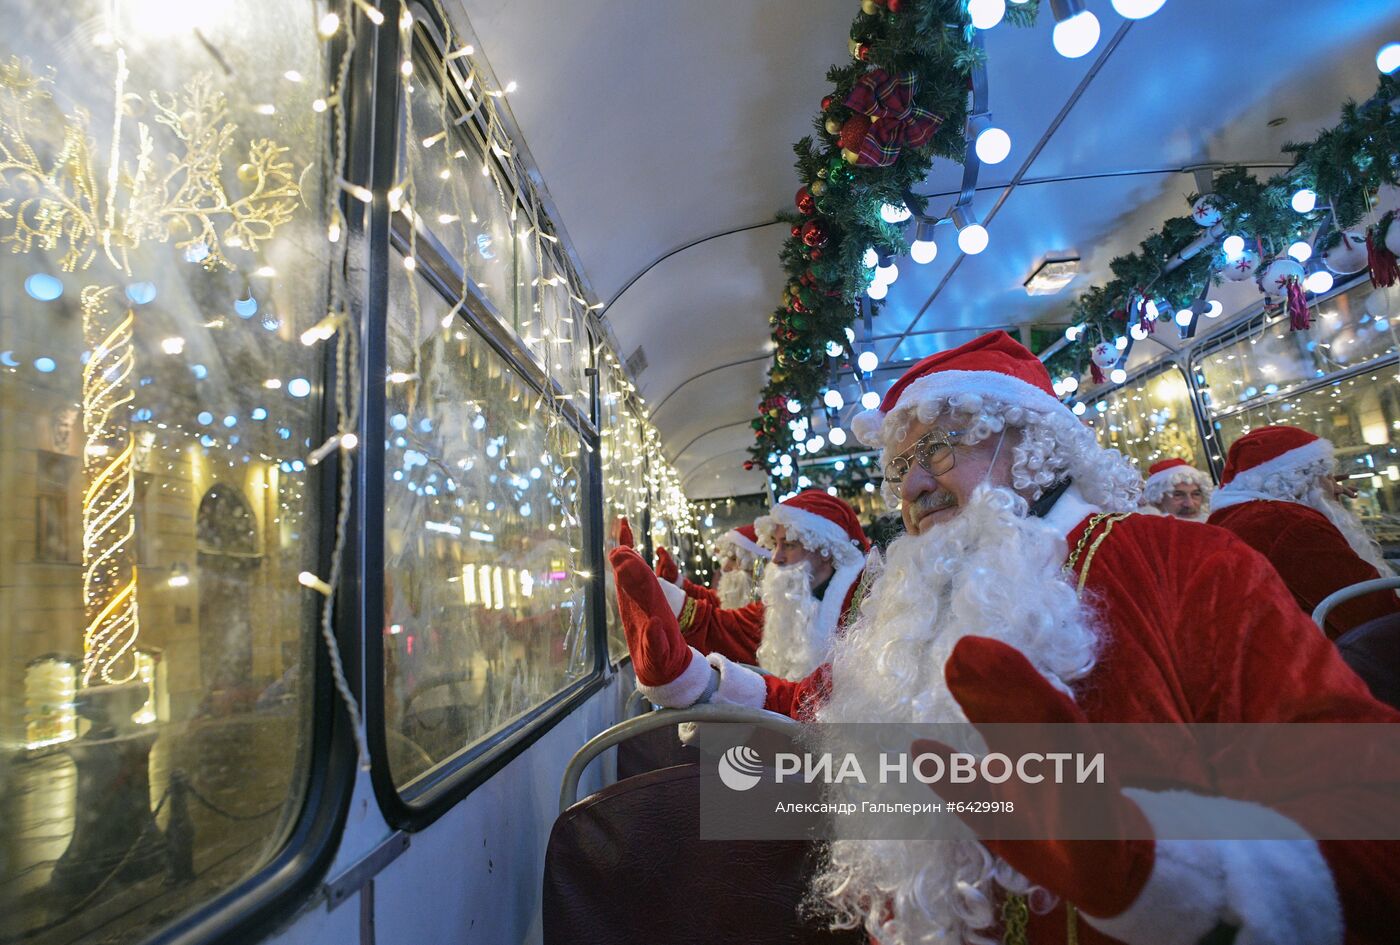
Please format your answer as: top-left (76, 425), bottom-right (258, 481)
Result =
top-left (1365, 287), bottom-right (1395, 320)
top-left (1259, 258), bottom-right (1305, 296)
top-left (1191, 195), bottom-right (1222, 227)
top-left (1220, 247), bottom-right (1261, 282)
top-left (1090, 340), bottom-right (1119, 370)
top-left (1323, 230), bottom-right (1369, 275)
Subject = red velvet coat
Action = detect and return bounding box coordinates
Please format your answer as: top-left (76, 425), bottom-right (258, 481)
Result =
top-left (1208, 499), bottom-right (1400, 639)
top-left (743, 513), bottom-right (1399, 944)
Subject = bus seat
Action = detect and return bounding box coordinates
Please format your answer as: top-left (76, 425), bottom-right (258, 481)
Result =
top-left (543, 763), bottom-right (864, 945)
top-left (614, 721), bottom-right (695, 780)
top-left (1334, 612), bottom-right (1400, 710)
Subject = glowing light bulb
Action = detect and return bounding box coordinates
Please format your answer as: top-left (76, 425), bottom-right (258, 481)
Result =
top-left (1110, 368), bottom-right (1127, 384)
top-left (1288, 241), bottom-right (1313, 263)
top-left (968, 0), bottom-right (1006, 30)
top-left (1114, 336), bottom-right (1128, 350)
top-left (875, 261), bottom-right (899, 285)
top-left (823, 389), bottom-right (845, 409)
top-left (1052, 10), bottom-right (1100, 58)
top-left (1378, 42), bottom-right (1400, 75)
top-left (858, 351), bottom-right (879, 373)
top-left (1304, 270), bottom-right (1334, 294)
top-left (862, 247), bottom-right (879, 268)
top-left (1205, 300), bottom-right (1223, 318)
top-left (910, 240), bottom-right (938, 265)
top-left (787, 398), bottom-right (803, 414)
top-left (879, 203), bottom-right (912, 224)
top-left (1110, 0), bottom-right (1166, 19)
top-left (828, 427), bottom-right (847, 446)
top-left (861, 390), bottom-right (880, 410)
top-left (1175, 308), bottom-right (1193, 327)
top-left (1065, 324), bottom-right (1082, 342)
top-left (1222, 235), bottom-right (1245, 259)
top-left (808, 435), bottom-right (825, 452)
top-left (957, 223), bottom-right (989, 255)
top-left (974, 126), bottom-right (1011, 165)
top-left (1291, 188), bottom-right (1317, 214)
top-left (1130, 323), bottom-right (1149, 340)
top-left (318, 12), bottom-right (340, 36)
top-left (867, 280), bottom-right (888, 301)
top-left (1061, 376), bottom-right (1079, 393)
top-left (1072, 402), bottom-right (1087, 416)
top-left (826, 341), bottom-right (845, 358)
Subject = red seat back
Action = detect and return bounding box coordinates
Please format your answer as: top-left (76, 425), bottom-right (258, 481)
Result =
top-left (544, 763), bottom-right (864, 945)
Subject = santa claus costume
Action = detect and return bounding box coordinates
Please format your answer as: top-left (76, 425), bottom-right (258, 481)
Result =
top-left (655, 524), bottom-right (770, 609)
top-left (647, 491), bottom-right (868, 679)
top-left (1207, 425), bottom-right (1399, 640)
top-left (608, 331), bottom-right (1400, 945)
top-left (1140, 457), bottom-right (1214, 521)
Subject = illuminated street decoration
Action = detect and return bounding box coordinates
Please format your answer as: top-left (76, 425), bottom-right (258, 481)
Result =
top-left (0, 53), bottom-right (298, 683)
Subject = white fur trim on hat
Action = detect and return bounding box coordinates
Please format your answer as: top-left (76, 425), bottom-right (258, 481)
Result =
top-left (635, 647), bottom-right (714, 708)
top-left (766, 503), bottom-right (865, 568)
top-left (719, 528), bottom-right (769, 560)
top-left (1085, 789), bottom-right (1341, 945)
top-left (853, 368), bottom-right (1069, 447)
top-left (1221, 438), bottom-right (1333, 495)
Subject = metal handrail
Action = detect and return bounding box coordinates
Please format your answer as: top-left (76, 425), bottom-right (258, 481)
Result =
top-left (623, 689), bottom-right (649, 719)
top-left (558, 704), bottom-right (800, 813)
top-left (1312, 576), bottom-right (1400, 628)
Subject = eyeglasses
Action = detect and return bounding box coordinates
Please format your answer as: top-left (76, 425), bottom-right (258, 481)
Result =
top-left (883, 428), bottom-right (963, 484)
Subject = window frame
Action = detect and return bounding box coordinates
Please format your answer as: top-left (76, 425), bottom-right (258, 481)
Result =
top-left (1082, 359), bottom-right (1214, 480)
top-left (362, 5), bottom-right (608, 832)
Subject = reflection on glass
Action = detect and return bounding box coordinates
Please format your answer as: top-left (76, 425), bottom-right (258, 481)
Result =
top-left (382, 264), bottom-right (592, 789)
top-left (599, 367), bottom-right (648, 661)
top-left (1082, 365), bottom-right (1208, 474)
top-left (0, 2), bottom-right (328, 942)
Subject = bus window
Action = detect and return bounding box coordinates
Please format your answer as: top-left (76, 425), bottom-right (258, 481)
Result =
top-left (599, 368), bottom-right (648, 662)
top-left (382, 262), bottom-right (594, 790)
top-left (0, 0), bottom-right (331, 940)
top-left (1198, 281), bottom-right (1400, 549)
top-left (1081, 364), bottom-right (1208, 473)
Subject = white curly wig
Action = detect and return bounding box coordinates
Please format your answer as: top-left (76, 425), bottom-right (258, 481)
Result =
top-left (856, 389), bottom-right (1142, 514)
top-left (1142, 464), bottom-right (1215, 509)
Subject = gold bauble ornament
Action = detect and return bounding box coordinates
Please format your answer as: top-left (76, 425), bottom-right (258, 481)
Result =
top-left (810, 180), bottom-right (827, 196)
top-left (861, 0), bottom-right (879, 15)
top-left (237, 163), bottom-right (259, 184)
top-left (841, 148), bottom-right (860, 164)
top-left (824, 117), bottom-right (842, 135)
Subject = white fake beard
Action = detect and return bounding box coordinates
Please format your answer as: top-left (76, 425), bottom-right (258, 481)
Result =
top-left (755, 561), bottom-right (831, 678)
top-left (1169, 508), bottom-right (1210, 523)
top-left (717, 568), bottom-right (754, 609)
top-left (809, 485), bottom-right (1101, 945)
top-left (1309, 488), bottom-right (1394, 576)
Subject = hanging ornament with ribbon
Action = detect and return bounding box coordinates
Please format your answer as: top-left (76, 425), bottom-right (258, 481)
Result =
top-left (1089, 339), bottom-right (1118, 385)
top-left (1367, 211), bottom-right (1399, 288)
top-left (839, 69), bottom-right (942, 166)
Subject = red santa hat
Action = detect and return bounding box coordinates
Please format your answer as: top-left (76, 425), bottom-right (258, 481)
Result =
top-left (1220, 426), bottom-right (1333, 489)
top-left (755, 489), bottom-right (869, 568)
top-left (1142, 457), bottom-right (1214, 506)
top-left (852, 330), bottom-right (1068, 448)
top-left (716, 523), bottom-right (770, 561)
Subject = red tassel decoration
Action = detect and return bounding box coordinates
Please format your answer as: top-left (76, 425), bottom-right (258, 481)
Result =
top-left (1090, 362), bottom-right (1106, 385)
top-left (1368, 227), bottom-right (1399, 288)
top-left (1138, 298), bottom-right (1156, 335)
top-left (1287, 276), bottom-right (1311, 331)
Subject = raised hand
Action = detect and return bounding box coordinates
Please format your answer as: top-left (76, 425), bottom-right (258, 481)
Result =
top-left (654, 546), bottom-right (679, 583)
top-left (611, 516), bottom-right (635, 549)
top-left (610, 547), bottom-right (710, 705)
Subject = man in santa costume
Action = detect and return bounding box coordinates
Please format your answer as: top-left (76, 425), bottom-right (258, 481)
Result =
top-left (608, 330), bottom-right (1398, 945)
top-left (1140, 457), bottom-right (1213, 521)
top-left (1206, 425), bottom-right (1399, 639)
top-left (654, 523), bottom-right (769, 609)
top-left (636, 491), bottom-right (868, 679)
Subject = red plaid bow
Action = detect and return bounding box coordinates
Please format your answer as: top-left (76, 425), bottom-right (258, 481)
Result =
top-left (842, 69), bottom-right (942, 167)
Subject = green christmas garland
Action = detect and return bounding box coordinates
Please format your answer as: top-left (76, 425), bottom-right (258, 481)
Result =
top-left (748, 0), bottom-right (1038, 470)
top-left (1044, 72), bottom-right (1400, 382)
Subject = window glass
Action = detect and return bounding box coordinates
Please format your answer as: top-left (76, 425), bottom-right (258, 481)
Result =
top-left (398, 44), bottom-right (514, 317)
top-left (1, 1), bottom-right (329, 941)
top-left (1203, 362), bottom-right (1400, 551)
top-left (599, 369), bottom-right (648, 662)
top-left (1194, 278), bottom-right (1395, 414)
top-left (382, 263), bottom-right (593, 790)
top-left (1081, 364), bottom-right (1208, 474)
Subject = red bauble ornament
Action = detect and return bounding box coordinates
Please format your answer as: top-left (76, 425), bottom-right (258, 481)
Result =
top-left (796, 186), bottom-right (816, 216)
top-left (743, 460), bottom-right (755, 471)
top-left (790, 224), bottom-right (801, 237)
top-left (821, 95), bottom-right (833, 112)
top-left (857, 43), bottom-right (871, 61)
top-left (839, 114), bottom-right (872, 155)
top-left (809, 249), bottom-right (823, 260)
top-left (801, 220), bottom-right (828, 249)
top-left (888, 0), bottom-right (901, 13)
top-left (791, 297), bottom-right (806, 313)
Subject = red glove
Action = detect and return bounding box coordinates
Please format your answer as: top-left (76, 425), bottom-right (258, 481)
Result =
top-left (610, 547), bottom-right (695, 689)
top-left (654, 546), bottom-right (679, 583)
top-left (612, 516), bottom-right (635, 549)
top-left (912, 637), bottom-right (1154, 919)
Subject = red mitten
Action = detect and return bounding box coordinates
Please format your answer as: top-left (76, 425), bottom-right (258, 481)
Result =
top-left (912, 636), bottom-right (1154, 919)
top-left (612, 516), bottom-right (635, 549)
top-left (611, 547), bottom-right (699, 692)
top-left (654, 546), bottom-right (679, 583)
